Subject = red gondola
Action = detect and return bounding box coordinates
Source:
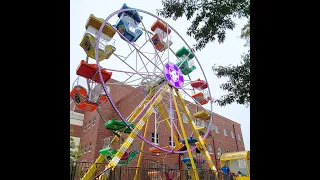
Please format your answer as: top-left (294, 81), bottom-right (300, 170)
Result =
top-left (76, 60), bottom-right (112, 83)
top-left (191, 78), bottom-right (208, 90)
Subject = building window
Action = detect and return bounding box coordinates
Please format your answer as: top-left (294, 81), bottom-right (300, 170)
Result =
top-left (238, 134), bottom-right (241, 140)
top-left (226, 148), bottom-right (230, 152)
top-left (215, 125), bottom-right (219, 133)
top-left (224, 128), bottom-right (227, 136)
top-left (207, 144), bottom-right (213, 153)
top-left (169, 136), bottom-right (175, 146)
top-left (84, 122), bottom-right (87, 131)
top-left (204, 122), bottom-right (210, 129)
top-left (102, 136), bottom-right (113, 149)
top-left (88, 142), bottom-right (92, 152)
top-left (106, 85), bottom-right (110, 93)
top-left (197, 121), bottom-right (204, 128)
top-left (92, 116), bottom-right (96, 126)
top-left (166, 108), bottom-right (174, 119)
top-left (152, 133), bottom-right (159, 144)
top-left (206, 123), bottom-right (217, 132)
top-left (217, 147), bottom-right (222, 159)
top-left (149, 162), bottom-right (158, 168)
top-left (87, 120), bottom-right (91, 129)
top-left (231, 131), bottom-right (235, 138)
top-left (84, 144), bottom-right (87, 153)
top-left (182, 113), bottom-right (188, 123)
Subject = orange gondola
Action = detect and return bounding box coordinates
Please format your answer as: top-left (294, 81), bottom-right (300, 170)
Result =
top-left (150, 19), bottom-right (173, 52)
top-left (70, 85), bottom-right (107, 112)
top-left (151, 19), bottom-right (171, 34)
top-left (191, 92), bottom-right (211, 105)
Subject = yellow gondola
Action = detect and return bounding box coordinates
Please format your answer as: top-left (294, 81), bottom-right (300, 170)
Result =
top-left (193, 110), bottom-right (211, 120)
top-left (85, 14), bottom-right (116, 38)
top-left (79, 33), bottom-right (116, 61)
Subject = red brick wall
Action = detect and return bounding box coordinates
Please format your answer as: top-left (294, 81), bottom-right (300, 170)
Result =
top-left (70, 124), bottom-right (82, 138)
top-left (78, 110), bottom-right (99, 162)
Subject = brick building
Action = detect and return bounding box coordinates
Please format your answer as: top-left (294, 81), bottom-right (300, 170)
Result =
top-left (75, 79), bottom-right (245, 169)
top-left (70, 99), bottom-right (85, 147)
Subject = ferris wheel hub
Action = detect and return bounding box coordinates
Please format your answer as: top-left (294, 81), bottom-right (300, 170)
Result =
top-left (164, 62), bottom-right (184, 89)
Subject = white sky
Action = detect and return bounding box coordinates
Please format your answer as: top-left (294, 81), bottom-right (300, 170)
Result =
top-left (70, 0), bottom-right (250, 150)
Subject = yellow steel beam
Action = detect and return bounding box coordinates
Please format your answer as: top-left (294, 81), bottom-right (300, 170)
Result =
top-left (80, 155), bottom-right (105, 180)
top-left (174, 88), bottom-right (217, 171)
top-left (133, 105), bottom-right (151, 180)
top-left (158, 102), bottom-right (181, 149)
top-left (171, 87), bottom-right (199, 180)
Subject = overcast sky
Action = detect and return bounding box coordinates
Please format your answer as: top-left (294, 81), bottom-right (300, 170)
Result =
top-left (70, 0), bottom-right (250, 150)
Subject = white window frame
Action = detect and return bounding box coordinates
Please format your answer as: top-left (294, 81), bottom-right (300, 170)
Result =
top-left (204, 122), bottom-right (209, 128)
top-left (207, 144), bottom-right (213, 154)
top-left (149, 162), bottom-right (158, 168)
top-left (224, 128), bottom-right (227, 136)
top-left (84, 122), bottom-right (87, 132)
top-left (152, 132), bottom-right (159, 145)
top-left (238, 133), bottom-right (241, 140)
top-left (102, 136), bottom-right (113, 149)
top-left (196, 120), bottom-right (203, 127)
top-left (88, 142), bottom-right (92, 152)
top-left (92, 116), bottom-right (96, 126)
top-left (231, 131), bottom-right (235, 138)
top-left (87, 119), bottom-right (91, 130)
top-left (182, 113), bottom-right (188, 123)
top-left (215, 125), bottom-right (219, 133)
top-left (84, 144), bottom-right (87, 154)
top-left (217, 147), bottom-right (222, 159)
top-left (169, 136), bottom-right (175, 147)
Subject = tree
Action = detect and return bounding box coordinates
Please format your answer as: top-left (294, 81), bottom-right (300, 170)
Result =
top-left (70, 131), bottom-right (82, 163)
top-left (158, 0), bottom-right (250, 106)
top-left (70, 134), bottom-right (83, 179)
top-left (241, 20), bottom-right (250, 47)
top-left (157, 0), bottom-right (250, 50)
top-left (212, 19), bottom-right (250, 107)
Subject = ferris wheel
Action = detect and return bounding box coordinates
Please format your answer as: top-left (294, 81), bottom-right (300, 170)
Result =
top-left (70, 3), bottom-right (217, 180)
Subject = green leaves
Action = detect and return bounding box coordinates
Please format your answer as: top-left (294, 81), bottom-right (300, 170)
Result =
top-left (212, 50), bottom-right (250, 107)
top-left (157, 0), bottom-right (250, 50)
top-left (70, 136), bottom-right (82, 162)
top-left (212, 20), bottom-right (250, 107)
top-left (158, 0), bottom-right (186, 20)
top-left (241, 19), bottom-right (250, 47)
